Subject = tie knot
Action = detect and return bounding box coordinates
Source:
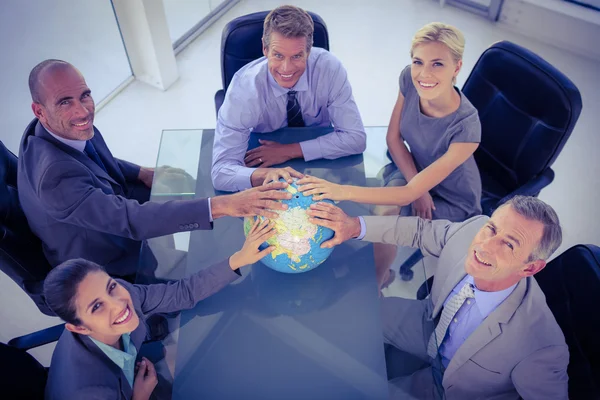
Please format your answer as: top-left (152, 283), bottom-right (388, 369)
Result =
top-left (460, 282), bottom-right (475, 299)
top-left (288, 90), bottom-right (297, 98)
top-left (84, 140), bottom-right (95, 154)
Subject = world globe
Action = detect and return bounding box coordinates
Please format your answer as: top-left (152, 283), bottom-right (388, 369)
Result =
top-left (243, 179), bottom-right (335, 273)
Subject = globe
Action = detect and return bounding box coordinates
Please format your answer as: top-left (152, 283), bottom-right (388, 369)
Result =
top-left (243, 179), bottom-right (335, 273)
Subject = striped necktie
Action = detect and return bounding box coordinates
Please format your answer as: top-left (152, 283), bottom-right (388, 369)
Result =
top-left (286, 90), bottom-right (305, 127)
top-left (427, 282), bottom-right (475, 359)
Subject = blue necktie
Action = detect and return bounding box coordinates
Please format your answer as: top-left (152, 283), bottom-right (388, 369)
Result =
top-left (84, 141), bottom-right (107, 173)
top-left (286, 90), bottom-right (305, 127)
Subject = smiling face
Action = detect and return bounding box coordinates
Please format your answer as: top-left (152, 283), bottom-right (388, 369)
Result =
top-left (263, 31), bottom-right (309, 89)
top-left (31, 64), bottom-right (95, 140)
top-left (65, 270), bottom-right (139, 346)
top-left (410, 41), bottom-right (461, 101)
top-left (465, 205), bottom-right (547, 291)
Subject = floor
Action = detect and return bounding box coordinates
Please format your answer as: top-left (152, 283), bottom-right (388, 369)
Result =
top-left (1, 0), bottom-right (598, 367)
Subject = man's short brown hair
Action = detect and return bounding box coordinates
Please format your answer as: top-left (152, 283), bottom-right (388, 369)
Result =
top-left (262, 5), bottom-right (314, 52)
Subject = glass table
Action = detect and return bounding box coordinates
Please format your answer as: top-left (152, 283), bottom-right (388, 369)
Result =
top-left (137, 127), bottom-right (434, 399)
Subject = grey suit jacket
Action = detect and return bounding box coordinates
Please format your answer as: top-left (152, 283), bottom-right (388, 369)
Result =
top-left (18, 119), bottom-right (212, 275)
top-left (364, 215), bottom-right (569, 400)
top-left (45, 259), bottom-right (240, 400)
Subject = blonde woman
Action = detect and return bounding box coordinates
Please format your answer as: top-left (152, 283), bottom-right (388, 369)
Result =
top-left (299, 23), bottom-right (482, 285)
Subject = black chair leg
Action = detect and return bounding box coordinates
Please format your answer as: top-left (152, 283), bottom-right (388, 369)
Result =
top-left (399, 249), bottom-right (424, 281)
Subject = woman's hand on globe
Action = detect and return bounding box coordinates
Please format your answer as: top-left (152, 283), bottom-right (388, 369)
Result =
top-left (297, 176), bottom-right (347, 201)
top-left (229, 218), bottom-right (277, 270)
top-left (307, 202), bottom-right (362, 248)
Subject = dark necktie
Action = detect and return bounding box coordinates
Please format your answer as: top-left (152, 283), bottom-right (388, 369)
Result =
top-left (286, 90), bottom-right (305, 127)
top-left (84, 141), bottom-right (107, 173)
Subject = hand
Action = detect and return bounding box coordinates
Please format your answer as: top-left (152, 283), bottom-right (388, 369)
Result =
top-left (132, 357), bottom-right (158, 400)
top-left (244, 140), bottom-right (302, 168)
top-left (260, 166), bottom-right (304, 186)
top-left (138, 167), bottom-right (155, 188)
top-left (306, 202), bottom-right (361, 248)
top-left (412, 192), bottom-right (436, 220)
top-left (229, 218), bottom-right (277, 269)
top-left (297, 176), bottom-right (348, 201)
top-left (211, 181), bottom-right (292, 219)
top-left (153, 166), bottom-right (195, 193)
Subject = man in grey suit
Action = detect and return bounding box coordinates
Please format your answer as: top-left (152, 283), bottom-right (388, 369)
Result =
top-left (18, 59), bottom-right (292, 277)
top-left (307, 196), bottom-right (568, 399)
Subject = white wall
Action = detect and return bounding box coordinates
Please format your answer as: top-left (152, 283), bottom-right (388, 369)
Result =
top-left (0, 0), bottom-right (132, 153)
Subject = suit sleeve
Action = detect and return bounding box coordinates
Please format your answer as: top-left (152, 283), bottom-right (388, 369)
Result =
top-left (125, 259), bottom-right (240, 315)
top-left (511, 345), bottom-right (569, 400)
top-left (38, 159), bottom-right (212, 240)
top-left (115, 158), bottom-right (141, 183)
top-left (362, 215), bottom-right (488, 258)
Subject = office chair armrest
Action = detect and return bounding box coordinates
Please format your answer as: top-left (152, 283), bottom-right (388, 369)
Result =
top-left (214, 89), bottom-right (225, 117)
top-left (497, 168), bottom-right (555, 208)
top-left (417, 276), bottom-right (434, 300)
top-left (7, 323), bottom-right (65, 352)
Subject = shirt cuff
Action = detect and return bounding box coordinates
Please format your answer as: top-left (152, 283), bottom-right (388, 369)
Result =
top-left (299, 139), bottom-right (323, 162)
top-left (238, 167), bottom-right (257, 191)
top-left (356, 216), bottom-right (366, 240)
top-left (208, 198), bottom-right (213, 222)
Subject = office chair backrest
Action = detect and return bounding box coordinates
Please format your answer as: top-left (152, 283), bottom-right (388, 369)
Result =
top-left (220, 10), bottom-right (330, 91)
top-left (535, 244), bottom-right (600, 399)
top-left (0, 135), bottom-right (54, 315)
top-left (0, 342), bottom-right (47, 399)
top-left (463, 41), bottom-right (582, 202)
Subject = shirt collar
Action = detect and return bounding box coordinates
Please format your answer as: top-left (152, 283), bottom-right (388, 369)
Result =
top-left (45, 126), bottom-right (86, 153)
top-left (267, 65), bottom-right (309, 97)
top-left (466, 275), bottom-right (518, 318)
top-left (90, 333), bottom-right (136, 370)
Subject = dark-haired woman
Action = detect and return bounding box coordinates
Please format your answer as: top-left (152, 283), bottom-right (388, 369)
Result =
top-left (44, 219), bottom-right (276, 400)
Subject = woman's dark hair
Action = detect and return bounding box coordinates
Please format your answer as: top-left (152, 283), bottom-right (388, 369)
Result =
top-left (43, 258), bottom-right (105, 325)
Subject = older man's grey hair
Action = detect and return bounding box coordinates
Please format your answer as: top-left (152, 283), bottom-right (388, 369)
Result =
top-left (500, 196), bottom-right (562, 262)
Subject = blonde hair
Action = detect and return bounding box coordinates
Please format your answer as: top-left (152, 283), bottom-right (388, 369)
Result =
top-left (410, 22), bottom-right (465, 84)
top-left (262, 5), bottom-right (314, 53)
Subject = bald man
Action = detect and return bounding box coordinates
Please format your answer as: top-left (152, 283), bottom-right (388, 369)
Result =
top-left (18, 59), bottom-right (291, 277)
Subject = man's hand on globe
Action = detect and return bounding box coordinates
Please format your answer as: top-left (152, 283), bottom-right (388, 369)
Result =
top-left (307, 202), bottom-right (361, 248)
top-left (250, 166), bottom-right (304, 187)
top-left (229, 218), bottom-right (277, 270)
top-left (211, 181), bottom-right (292, 219)
top-left (297, 176), bottom-right (348, 201)
top-left (263, 166), bottom-right (304, 186)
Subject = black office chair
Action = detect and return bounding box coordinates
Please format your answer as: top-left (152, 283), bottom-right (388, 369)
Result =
top-left (415, 244), bottom-right (600, 399)
top-left (0, 138), bottom-right (55, 316)
top-left (0, 323), bottom-right (64, 399)
top-left (535, 244), bottom-right (600, 399)
top-left (463, 41), bottom-right (582, 216)
top-left (214, 10), bottom-right (330, 115)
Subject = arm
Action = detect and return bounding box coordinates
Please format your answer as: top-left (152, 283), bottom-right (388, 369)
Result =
top-left (343, 142), bottom-right (478, 205)
top-left (299, 55), bottom-right (366, 161)
top-left (306, 202), bottom-right (485, 258)
top-left (211, 78), bottom-right (260, 192)
top-left (362, 215), bottom-right (461, 257)
top-left (115, 158), bottom-right (142, 183)
top-left (511, 345), bottom-right (569, 400)
top-left (126, 260), bottom-right (241, 316)
top-left (126, 219), bottom-right (278, 315)
top-left (299, 142), bottom-right (478, 206)
top-left (39, 160), bottom-right (212, 240)
top-left (386, 90), bottom-right (419, 183)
